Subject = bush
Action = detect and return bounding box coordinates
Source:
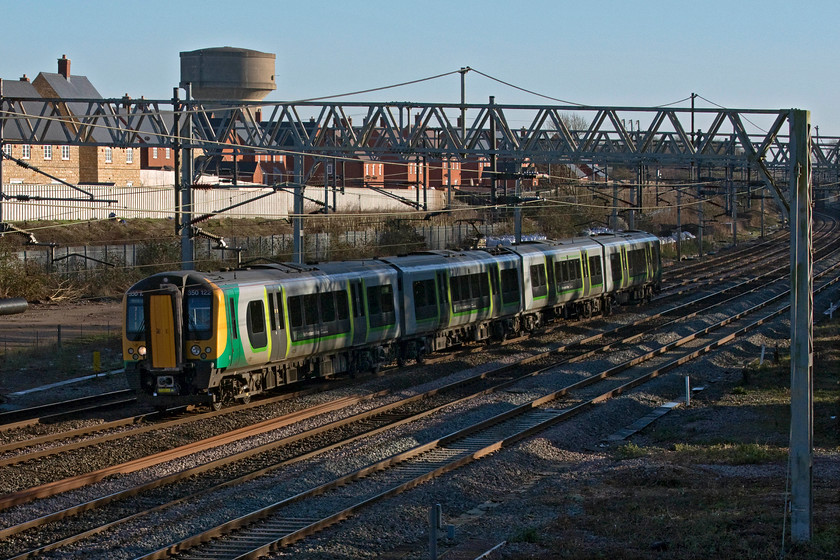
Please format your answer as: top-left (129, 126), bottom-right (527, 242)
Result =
top-left (135, 239), bottom-right (181, 273)
top-left (613, 442), bottom-right (649, 460)
top-left (378, 219), bottom-right (426, 255)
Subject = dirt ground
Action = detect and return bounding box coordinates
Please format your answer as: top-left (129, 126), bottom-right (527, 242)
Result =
top-left (0, 299), bottom-right (123, 395)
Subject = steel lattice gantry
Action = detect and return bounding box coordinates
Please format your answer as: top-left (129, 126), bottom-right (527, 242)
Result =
top-left (0, 96), bottom-right (819, 542)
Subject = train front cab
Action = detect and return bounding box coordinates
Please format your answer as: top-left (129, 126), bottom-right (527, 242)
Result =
top-left (123, 273), bottom-right (227, 408)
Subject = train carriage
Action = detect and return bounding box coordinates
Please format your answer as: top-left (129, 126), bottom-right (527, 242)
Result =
top-left (382, 249), bottom-right (506, 360)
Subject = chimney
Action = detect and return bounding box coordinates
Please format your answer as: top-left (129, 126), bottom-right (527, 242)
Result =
top-left (58, 54), bottom-right (70, 79)
top-left (19, 74), bottom-right (29, 82)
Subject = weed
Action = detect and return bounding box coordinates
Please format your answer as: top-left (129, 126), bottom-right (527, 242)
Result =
top-left (510, 526), bottom-right (542, 544)
top-left (613, 442), bottom-right (648, 460)
top-left (671, 442), bottom-right (786, 465)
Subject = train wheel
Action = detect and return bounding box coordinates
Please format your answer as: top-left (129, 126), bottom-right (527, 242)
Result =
top-left (239, 392), bottom-right (251, 405)
top-left (210, 394), bottom-right (223, 411)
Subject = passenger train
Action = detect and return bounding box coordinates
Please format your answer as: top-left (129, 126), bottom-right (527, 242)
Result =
top-left (123, 231), bottom-right (661, 409)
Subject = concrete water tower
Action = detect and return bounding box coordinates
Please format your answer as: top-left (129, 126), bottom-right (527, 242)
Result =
top-left (179, 47), bottom-right (276, 101)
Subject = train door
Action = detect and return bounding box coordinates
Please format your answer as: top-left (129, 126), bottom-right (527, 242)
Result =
top-left (350, 279), bottom-right (368, 345)
top-left (581, 250), bottom-right (591, 298)
top-left (266, 287), bottom-right (287, 362)
top-left (226, 293), bottom-right (243, 367)
top-left (436, 269), bottom-right (450, 328)
top-left (620, 246), bottom-right (629, 290)
top-left (144, 284), bottom-right (183, 369)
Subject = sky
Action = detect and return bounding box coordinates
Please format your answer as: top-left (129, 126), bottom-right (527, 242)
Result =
top-left (3, 0), bottom-right (840, 134)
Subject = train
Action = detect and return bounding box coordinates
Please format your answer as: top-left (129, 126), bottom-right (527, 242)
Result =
top-left (123, 231), bottom-right (661, 410)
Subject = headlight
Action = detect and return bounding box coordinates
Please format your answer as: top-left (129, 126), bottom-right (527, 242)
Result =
top-left (127, 347), bottom-right (135, 355)
top-left (205, 347), bottom-right (212, 354)
top-left (138, 346), bottom-right (147, 356)
top-left (190, 345), bottom-right (201, 356)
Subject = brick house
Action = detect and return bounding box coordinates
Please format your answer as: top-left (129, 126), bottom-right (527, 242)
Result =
top-left (1, 55), bottom-right (141, 187)
top-left (1, 76), bottom-right (84, 185)
top-left (141, 144), bottom-right (176, 170)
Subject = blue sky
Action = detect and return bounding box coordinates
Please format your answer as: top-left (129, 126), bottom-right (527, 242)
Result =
top-left (3, 0), bottom-right (839, 133)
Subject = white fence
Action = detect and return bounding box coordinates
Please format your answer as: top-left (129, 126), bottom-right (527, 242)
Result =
top-left (0, 183), bottom-right (447, 222)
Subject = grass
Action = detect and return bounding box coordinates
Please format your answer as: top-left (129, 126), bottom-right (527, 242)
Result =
top-left (670, 442), bottom-right (787, 464)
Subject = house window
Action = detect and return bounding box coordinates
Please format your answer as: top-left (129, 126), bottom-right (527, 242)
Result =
top-left (126, 148), bottom-right (133, 163)
top-left (21, 145), bottom-right (30, 160)
top-left (165, 147), bottom-right (170, 159)
top-left (105, 147), bottom-right (112, 163)
top-left (43, 145), bottom-right (52, 160)
top-left (152, 147), bottom-right (158, 159)
top-left (3, 144), bottom-right (12, 157)
top-left (61, 145), bottom-right (70, 160)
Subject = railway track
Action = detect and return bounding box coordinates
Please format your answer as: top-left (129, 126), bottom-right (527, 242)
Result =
top-left (126, 240), bottom-right (840, 560)
top-left (2, 215), bottom-right (838, 559)
top-left (0, 389), bottom-right (136, 432)
top-left (0, 220), bottom-right (826, 487)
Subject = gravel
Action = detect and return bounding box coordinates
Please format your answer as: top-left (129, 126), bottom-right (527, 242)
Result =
top-left (2, 239), bottom-right (839, 559)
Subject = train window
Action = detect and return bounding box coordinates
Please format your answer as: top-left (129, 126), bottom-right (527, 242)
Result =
top-left (246, 300), bottom-right (267, 349)
top-left (610, 253), bottom-right (622, 283)
top-left (530, 264), bottom-right (548, 298)
top-left (628, 249), bottom-right (646, 277)
top-left (289, 296), bottom-right (302, 328)
top-left (267, 293), bottom-right (277, 331)
top-left (304, 294), bottom-right (319, 325)
top-left (589, 256), bottom-right (603, 287)
top-left (500, 268), bottom-right (520, 305)
top-left (274, 293), bottom-right (285, 330)
top-left (367, 284), bottom-right (396, 328)
top-left (413, 278), bottom-right (438, 321)
top-left (554, 259), bottom-right (582, 292)
top-left (125, 295), bottom-right (145, 341)
top-left (229, 298), bottom-right (239, 339)
top-left (320, 292), bottom-right (336, 322)
top-left (451, 273), bottom-right (491, 312)
top-left (317, 290), bottom-right (351, 337)
top-left (336, 290), bottom-right (349, 321)
top-left (351, 283), bottom-right (364, 318)
top-left (186, 294), bottom-right (213, 340)
top-left (449, 275), bottom-right (461, 302)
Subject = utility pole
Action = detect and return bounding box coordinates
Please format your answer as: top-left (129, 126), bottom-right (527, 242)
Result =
top-left (730, 165), bottom-right (737, 246)
top-left (691, 92), bottom-right (699, 258)
top-left (514, 175), bottom-right (522, 244)
top-left (697, 183), bottom-right (704, 258)
top-left (789, 109), bottom-right (813, 544)
top-left (489, 96), bottom-right (497, 205)
top-left (459, 67), bottom-right (468, 141)
top-left (0, 79), bottom-right (4, 225)
top-left (293, 154), bottom-right (304, 264)
top-left (676, 185), bottom-right (682, 260)
top-left (179, 83), bottom-right (194, 270)
top-left (609, 165), bottom-right (616, 230)
top-left (447, 156), bottom-right (452, 207)
top-left (172, 87), bottom-right (180, 238)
